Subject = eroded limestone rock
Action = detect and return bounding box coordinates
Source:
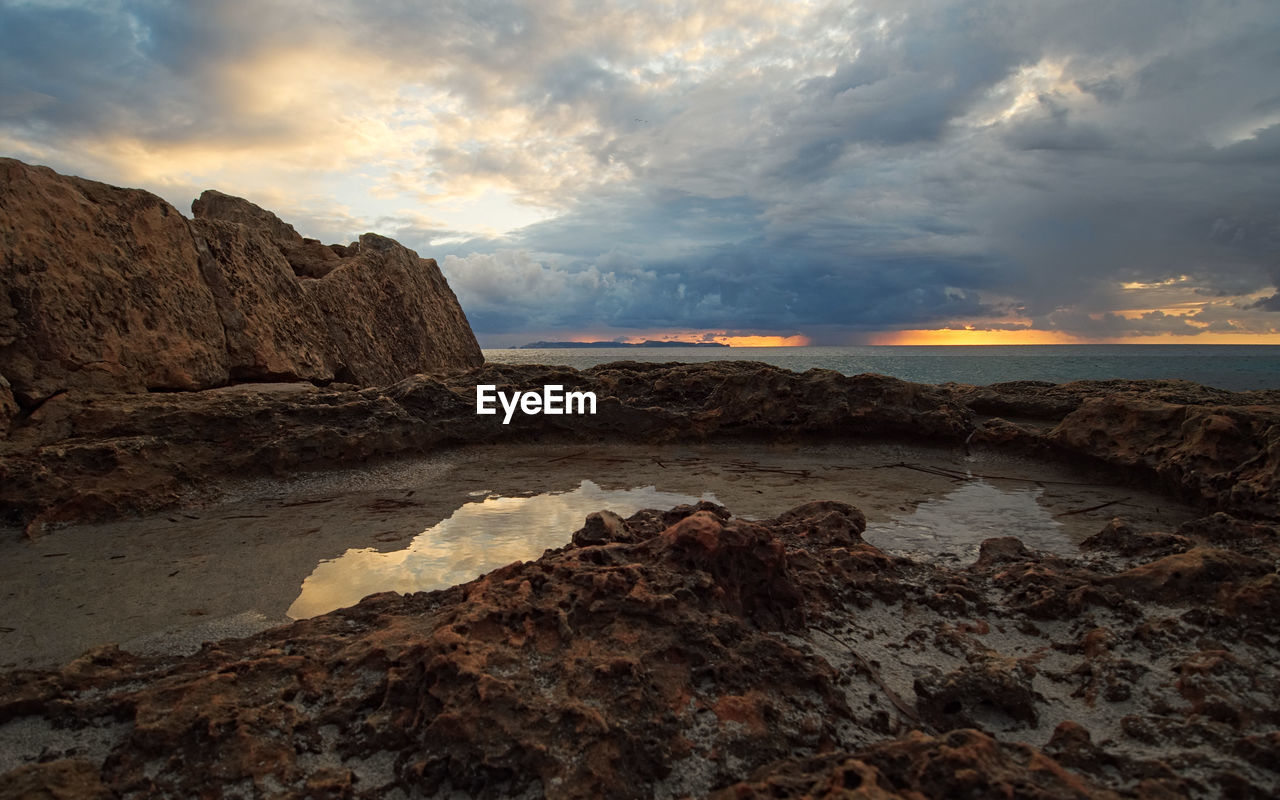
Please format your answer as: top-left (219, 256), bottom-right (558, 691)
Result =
top-left (0, 160), bottom-right (483, 403)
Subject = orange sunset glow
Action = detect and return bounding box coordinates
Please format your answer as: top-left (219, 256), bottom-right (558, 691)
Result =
top-left (874, 328), bottom-right (1280, 345)
top-left (617, 333), bottom-right (813, 347)
top-left (713, 335), bottom-right (811, 347)
top-left (872, 328), bottom-right (1087, 345)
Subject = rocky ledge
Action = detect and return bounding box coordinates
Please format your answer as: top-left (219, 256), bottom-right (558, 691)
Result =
top-left (2, 498), bottom-right (1277, 798)
top-left (2, 362), bottom-right (1278, 532)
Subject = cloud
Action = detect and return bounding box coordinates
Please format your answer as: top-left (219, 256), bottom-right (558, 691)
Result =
top-left (3, 0), bottom-right (1279, 341)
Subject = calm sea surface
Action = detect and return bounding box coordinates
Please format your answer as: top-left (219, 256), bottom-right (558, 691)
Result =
top-left (483, 345), bottom-right (1280, 391)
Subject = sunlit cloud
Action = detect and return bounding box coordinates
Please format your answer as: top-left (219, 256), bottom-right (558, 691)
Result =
top-left (619, 331), bottom-right (812, 347)
top-left (1120, 276), bottom-right (1190, 291)
top-left (3, 0), bottom-right (1279, 343)
top-left (873, 328), bottom-right (1086, 346)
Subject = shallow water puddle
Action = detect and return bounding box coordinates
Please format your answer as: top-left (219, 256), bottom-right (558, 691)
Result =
top-left (4, 443), bottom-right (1193, 669)
top-left (864, 479), bottom-right (1070, 562)
top-left (289, 475), bottom-right (1071, 619)
top-left (287, 480), bottom-right (714, 618)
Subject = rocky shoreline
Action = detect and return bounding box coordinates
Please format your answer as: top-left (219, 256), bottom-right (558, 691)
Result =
top-left (2, 493), bottom-right (1278, 797)
top-left (2, 161), bottom-right (1278, 797)
top-left (0, 363), bottom-right (1277, 797)
top-left (3, 361), bottom-right (1278, 533)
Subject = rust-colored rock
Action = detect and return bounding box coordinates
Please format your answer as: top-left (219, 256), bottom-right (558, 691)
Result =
top-left (302, 233), bottom-right (484, 385)
top-left (0, 503), bottom-right (854, 797)
top-left (0, 759), bottom-right (112, 800)
top-left (0, 158), bottom-right (230, 402)
top-left (1081, 518), bottom-right (1192, 557)
top-left (189, 216), bottom-right (338, 382)
top-left (7, 498), bottom-right (1278, 797)
top-left (192, 190), bottom-right (484, 385)
top-left (191, 188), bottom-right (343, 279)
top-left (1050, 397), bottom-right (1280, 517)
top-left (0, 160), bottom-right (483, 403)
top-left (1105, 547), bottom-right (1272, 603)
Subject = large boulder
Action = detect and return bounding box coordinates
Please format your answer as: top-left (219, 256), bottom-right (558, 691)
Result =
top-left (0, 160), bottom-right (484, 401)
top-left (0, 158), bottom-right (231, 403)
top-left (303, 233), bottom-right (485, 385)
top-left (192, 191), bottom-right (484, 386)
top-left (1049, 397), bottom-right (1280, 516)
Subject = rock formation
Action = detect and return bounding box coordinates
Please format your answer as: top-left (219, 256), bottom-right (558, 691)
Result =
top-left (298, 232), bottom-right (482, 386)
top-left (0, 159), bottom-right (482, 411)
top-left (2, 499), bottom-right (1276, 797)
top-left (0, 159), bottom-right (230, 403)
top-left (189, 209), bottom-right (338, 384)
top-left (2, 362), bottom-right (1277, 533)
top-left (190, 190), bottom-right (483, 385)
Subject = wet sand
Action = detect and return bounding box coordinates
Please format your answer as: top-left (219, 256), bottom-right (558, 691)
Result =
top-left (0, 442), bottom-right (1197, 669)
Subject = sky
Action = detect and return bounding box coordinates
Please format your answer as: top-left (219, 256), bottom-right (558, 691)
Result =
top-left (3, 0), bottom-right (1279, 347)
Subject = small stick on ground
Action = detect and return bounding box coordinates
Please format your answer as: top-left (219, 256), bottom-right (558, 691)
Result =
top-left (1054, 497), bottom-right (1131, 517)
top-left (727, 461), bottom-right (812, 478)
top-left (879, 462), bottom-right (1120, 488)
top-left (881, 462), bottom-right (972, 482)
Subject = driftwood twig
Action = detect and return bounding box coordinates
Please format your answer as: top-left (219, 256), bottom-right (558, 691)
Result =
top-left (1054, 497), bottom-right (1131, 517)
top-left (880, 462), bottom-right (1117, 488)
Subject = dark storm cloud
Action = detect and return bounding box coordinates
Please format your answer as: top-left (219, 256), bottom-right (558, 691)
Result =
top-left (0, 2), bottom-right (293, 144)
top-left (3, 0), bottom-right (1279, 339)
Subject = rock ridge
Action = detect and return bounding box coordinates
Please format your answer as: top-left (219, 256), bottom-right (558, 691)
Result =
top-left (1, 362), bottom-right (1276, 532)
top-left (0, 158), bottom-right (482, 409)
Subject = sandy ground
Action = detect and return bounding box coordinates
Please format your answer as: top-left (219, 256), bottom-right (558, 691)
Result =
top-left (0, 442), bottom-right (1197, 669)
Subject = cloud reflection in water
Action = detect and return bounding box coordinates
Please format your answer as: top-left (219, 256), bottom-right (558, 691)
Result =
top-left (288, 480), bottom-right (714, 619)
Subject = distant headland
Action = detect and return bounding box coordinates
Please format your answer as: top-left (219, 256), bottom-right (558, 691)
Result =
top-left (516, 340), bottom-right (730, 349)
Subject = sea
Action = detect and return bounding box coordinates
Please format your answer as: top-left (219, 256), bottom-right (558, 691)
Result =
top-left (483, 345), bottom-right (1280, 391)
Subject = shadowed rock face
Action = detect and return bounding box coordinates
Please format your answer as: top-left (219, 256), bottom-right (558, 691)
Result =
top-left (300, 232), bottom-right (484, 387)
top-left (0, 159), bottom-right (483, 410)
top-left (189, 216), bottom-right (338, 383)
top-left (3, 499), bottom-right (1277, 798)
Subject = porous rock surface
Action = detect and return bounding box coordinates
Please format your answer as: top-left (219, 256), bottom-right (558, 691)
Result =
top-left (190, 190), bottom-right (482, 386)
top-left (0, 159), bottom-right (482, 409)
top-left (2, 499), bottom-right (1277, 797)
top-left (962, 379), bottom-right (1280, 518)
top-left (2, 363), bottom-right (1277, 531)
top-left (0, 159), bottom-right (230, 402)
